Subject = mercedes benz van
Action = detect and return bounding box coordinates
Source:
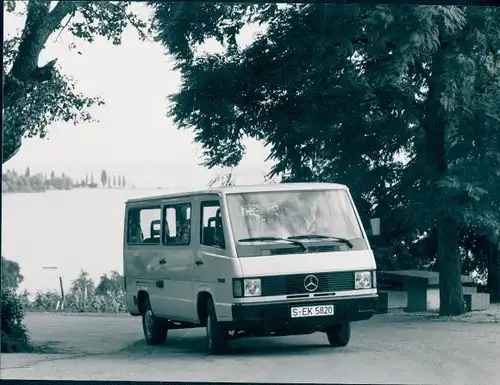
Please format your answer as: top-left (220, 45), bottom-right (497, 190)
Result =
top-left (123, 183), bottom-right (379, 354)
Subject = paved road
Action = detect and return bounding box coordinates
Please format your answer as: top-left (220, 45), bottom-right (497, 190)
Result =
top-left (1, 311), bottom-right (499, 384)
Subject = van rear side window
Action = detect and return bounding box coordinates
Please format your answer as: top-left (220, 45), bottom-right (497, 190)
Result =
top-left (127, 206), bottom-right (161, 245)
top-left (163, 203), bottom-right (191, 245)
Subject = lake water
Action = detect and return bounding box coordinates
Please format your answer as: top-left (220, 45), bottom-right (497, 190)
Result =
top-left (1, 188), bottom-right (170, 294)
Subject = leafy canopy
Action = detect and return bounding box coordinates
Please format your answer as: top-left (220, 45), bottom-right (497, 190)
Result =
top-left (153, 5), bottom-right (500, 312)
top-left (153, 4), bottom-right (500, 237)
top-left (2, 1), bottom-right (151, 163)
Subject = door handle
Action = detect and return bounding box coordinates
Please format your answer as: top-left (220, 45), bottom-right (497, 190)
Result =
top-left (195, 260), bottom-right (204, 266)
top-left (159, 258), bottom-right (167, 265)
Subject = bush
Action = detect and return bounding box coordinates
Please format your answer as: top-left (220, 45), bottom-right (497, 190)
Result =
top-left (1, 289), bottom-right (32, 353)
top-left (1, 256), bottom-right (24, 291)
top-left (63, 291), bottom-right (127, 313)
top-left (32, 290), bottom-right (62, 310)
top-left (22, 290), bottom-right (127, 314)
top-left (3, 267), bottom-right (128, 315)
top-left (24, 269), bottom-right (127, 313)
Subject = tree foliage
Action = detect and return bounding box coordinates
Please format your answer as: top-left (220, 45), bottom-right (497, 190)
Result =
top-left (70, 269), bottom-right (95, 296)
top-left (208, 168), bottom-right (236, 187)
top-left (1, 257), bottom-right (31, 353)
top-left (1, 257), bottom-right (24, 291)
top-left (2, 0), bottom-right (149, 164)
top-left (2, 168), bottom-right (74, 192)
top-left (1, 289), bottom-right (32, 353)
top-left (153, 4), bottom-right (500, 314)
top-left (95, 271), bottom-right (124, 295)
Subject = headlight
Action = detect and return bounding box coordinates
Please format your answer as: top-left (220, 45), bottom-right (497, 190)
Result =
top-left (244, 278), bottom-right (262, 297)
top-left (355, 271), bottom-right (372, 289)
top-left (232, 278), bottom-right (262, 297)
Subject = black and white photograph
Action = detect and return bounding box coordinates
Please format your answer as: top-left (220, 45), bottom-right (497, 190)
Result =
top-left (1, 1), bottom-right (499, 384)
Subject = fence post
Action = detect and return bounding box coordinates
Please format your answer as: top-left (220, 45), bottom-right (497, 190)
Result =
top-left (59, 276), bottom-right (65, 309)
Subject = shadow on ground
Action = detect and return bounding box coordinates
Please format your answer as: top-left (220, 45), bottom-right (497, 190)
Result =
top-left (119, 332), bottom-right (352, 358)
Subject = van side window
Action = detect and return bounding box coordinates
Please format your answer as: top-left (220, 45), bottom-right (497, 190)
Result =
top-left (200, 201), bottom-right (225, 249)
top-left (127, 207), bottom-right (161, 245)
top-left (163, 203), bottom-right (191, 245)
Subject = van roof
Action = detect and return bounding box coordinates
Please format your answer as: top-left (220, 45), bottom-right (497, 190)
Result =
top-left (125, 182), bottom-right (347, 204)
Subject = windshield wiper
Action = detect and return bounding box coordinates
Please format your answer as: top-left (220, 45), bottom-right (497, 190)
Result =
top-left (238, 237), bottom-right (307, 251)
top-left (287, 234), bottom-right (353, 249)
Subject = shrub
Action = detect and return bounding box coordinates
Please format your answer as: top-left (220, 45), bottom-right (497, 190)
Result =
top-left (56, 290), bottom-right (126, 313)
top-left (1, 256), bottom-right (24, 290)
top-left (25, 289), bottom-right (127, 314)
top-left (95, 271), bottom-right (124, 295)
top-left (18, 289), bottom-right (32, 308)
top-left (13, 269), bottom-right (128, 314)
top-left (65, 291), bottom-right (127, 313)
top-left (1, 289), bottom-right (32, 353)
top-left (23, 290), bottom-right (127, 313)
top-left (32, 291), bottom-right (62, 310)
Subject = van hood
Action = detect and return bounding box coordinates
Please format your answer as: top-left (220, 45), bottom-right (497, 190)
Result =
top-left (236, 250), bottom-right (376, 277)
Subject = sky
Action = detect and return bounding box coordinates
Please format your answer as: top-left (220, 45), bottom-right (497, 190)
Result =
top-left (3, 3), bottom-right (273, 189)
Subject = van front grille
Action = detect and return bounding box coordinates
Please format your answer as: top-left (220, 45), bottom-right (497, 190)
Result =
top-left (261, 271), bottom-right (355, 297)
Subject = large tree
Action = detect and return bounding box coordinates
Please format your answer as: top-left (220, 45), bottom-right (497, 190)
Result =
top-left (2, 0), bottom-right (149, 164)
top-left (153, 4), bottom-right (500, 315)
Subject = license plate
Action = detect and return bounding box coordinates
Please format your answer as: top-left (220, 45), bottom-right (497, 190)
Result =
top-left (290, 305), bottom-right (335, 318)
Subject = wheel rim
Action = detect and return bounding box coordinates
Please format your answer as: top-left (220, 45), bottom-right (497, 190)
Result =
top-left (144, 310), bottom-right (153, 337)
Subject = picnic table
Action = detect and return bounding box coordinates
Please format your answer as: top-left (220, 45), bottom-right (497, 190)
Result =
top-left (377, 270), bottom-right (485, 312)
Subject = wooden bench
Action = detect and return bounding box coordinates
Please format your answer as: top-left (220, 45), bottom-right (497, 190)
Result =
top-left (376, 290), bottom-right (407, 314)
top-left (464, 293), bottom-right (491, 311)
top-left (377, 270), bottom-right (484, 313)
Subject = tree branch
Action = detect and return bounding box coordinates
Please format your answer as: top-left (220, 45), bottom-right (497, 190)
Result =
top-left (54, 14), bottom-right (76, 43)
top-left (126, 12), bottom-right (152, 43)
top-left (47, 1), bottom-right (79, 31)
top-left (5, 1), bottom-right (79, 107)
top-left (32, 58), bottom-right (58, 82)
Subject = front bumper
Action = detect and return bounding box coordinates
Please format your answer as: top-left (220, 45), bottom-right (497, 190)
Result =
top-left (226, 295), bottom-right (377, 333)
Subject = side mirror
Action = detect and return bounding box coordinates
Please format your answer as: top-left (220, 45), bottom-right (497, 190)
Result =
top-left (368, 218), bottom-right (381, 236)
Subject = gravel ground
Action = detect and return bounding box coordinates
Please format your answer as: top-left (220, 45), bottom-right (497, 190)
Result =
top-left (1, 307), bottom-right (499, 384)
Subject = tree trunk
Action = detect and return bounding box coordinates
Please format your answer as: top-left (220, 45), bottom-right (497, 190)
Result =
top-left (436, 214), bottom-right (465, 315)
top-left (423, 36), bottom-right (466, 316)
top-left (487, 237), bottom-right (500, 303)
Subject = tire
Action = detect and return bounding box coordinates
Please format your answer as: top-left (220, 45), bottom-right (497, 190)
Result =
top-left (326, 321), bottom-right (351, 347)
top-left (141, 298), bottom-right (168, 346)
top-left (206, 298), bottom-right (229, 355)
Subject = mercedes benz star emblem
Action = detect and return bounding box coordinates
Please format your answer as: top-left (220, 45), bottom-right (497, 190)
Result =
top-left (304, 275), bottom-right (319, 292)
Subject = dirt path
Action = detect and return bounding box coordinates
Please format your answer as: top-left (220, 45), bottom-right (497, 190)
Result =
top-left (1, 311), bottom-right (499, 384)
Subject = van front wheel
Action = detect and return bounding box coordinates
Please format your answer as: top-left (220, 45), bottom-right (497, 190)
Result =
top-left (326, 321), bottom-right (351, 347)
top-left (206, 299), bottom-right (228, 355)
top-left (142, 300), bottom-right (168, 345)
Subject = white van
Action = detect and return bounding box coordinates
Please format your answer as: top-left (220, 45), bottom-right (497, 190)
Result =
top-left (123, 183), bottom-right (379, 354)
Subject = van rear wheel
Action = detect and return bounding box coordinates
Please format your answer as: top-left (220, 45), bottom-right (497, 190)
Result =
top-left (206, 298), bottom-right (229, 355)
top-left (326, 321), bottom-right (351, 347)
top-left (142, 299), bottom-right (168, 345)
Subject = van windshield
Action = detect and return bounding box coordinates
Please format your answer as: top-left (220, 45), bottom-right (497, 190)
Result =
top-left (226, 189), bottom-right (364, 244)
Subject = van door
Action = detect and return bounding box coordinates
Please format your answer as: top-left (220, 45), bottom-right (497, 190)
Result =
top-left (159, 200), bottom-right (197, 322)
top-left (125, 205), bottom-right (165, 316)
top-left (193, 195), bottom-right (235, 322)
